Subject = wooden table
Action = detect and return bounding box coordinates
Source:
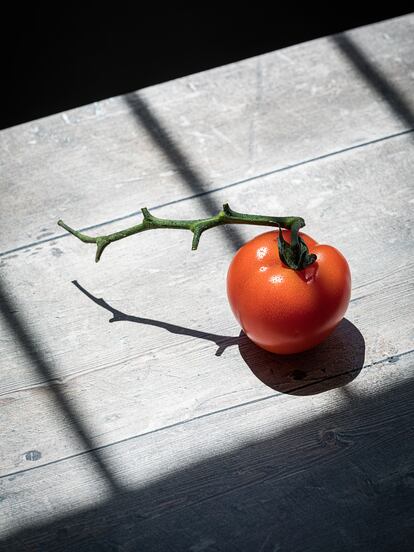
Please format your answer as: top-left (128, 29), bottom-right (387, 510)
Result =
top-left (1, 14), bottom-right (413, 551)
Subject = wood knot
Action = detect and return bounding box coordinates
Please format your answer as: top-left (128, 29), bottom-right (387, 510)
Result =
top-left (319, 429), bottom-right (338, 447)
top-left (24, 450), bottom-right (42, 461)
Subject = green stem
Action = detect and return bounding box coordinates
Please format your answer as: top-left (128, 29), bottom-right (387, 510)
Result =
top-left (57, 203), bottom-right (315, 269)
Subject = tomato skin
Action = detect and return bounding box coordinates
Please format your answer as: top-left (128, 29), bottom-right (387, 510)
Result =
top-left (227, 230), bottom-right (351, 354)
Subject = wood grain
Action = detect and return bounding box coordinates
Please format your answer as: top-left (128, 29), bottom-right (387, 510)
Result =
top-left (0, 15), bottom-right (413, 254)
top-left (0, 352), bottom-right (413, 550)
top-left (0, 133), bottom-right (413, 478)
top-left (0, 14), bottom-right (413, 551)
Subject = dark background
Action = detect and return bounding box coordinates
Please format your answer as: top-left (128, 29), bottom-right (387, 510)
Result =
top-left (1, 8), bottom-right (411, 130)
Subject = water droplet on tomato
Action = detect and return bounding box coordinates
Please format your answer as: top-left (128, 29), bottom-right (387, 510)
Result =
top-left (256, 246), bottom-right (268, 260)
top-left (269, 274), bottom-right (283, 284)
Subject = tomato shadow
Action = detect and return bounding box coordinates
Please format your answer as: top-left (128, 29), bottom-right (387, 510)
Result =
top-left (238, 318), bottom-right (365, 395)
top-left (73, 281), bottom-right (365, 396)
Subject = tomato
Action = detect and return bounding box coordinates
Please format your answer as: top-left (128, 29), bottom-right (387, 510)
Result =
top-left (227, 230), bottom-right (351, 354)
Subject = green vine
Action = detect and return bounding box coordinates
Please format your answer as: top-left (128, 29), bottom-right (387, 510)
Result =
top-left (58, 203), bottom-right (316, 270)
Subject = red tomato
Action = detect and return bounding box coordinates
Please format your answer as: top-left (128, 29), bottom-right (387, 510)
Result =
top-left (227, 230), bottom-right (351, 354)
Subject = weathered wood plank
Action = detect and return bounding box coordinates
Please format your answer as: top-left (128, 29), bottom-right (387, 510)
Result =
top-left (1, 15), bottom-right (413, 549)
top-left (0, 352), bottom-right (413, 550)
top-left (1, 133), bottom-right (413, 478)
top-left (0, 15), bottom-right (413, 254)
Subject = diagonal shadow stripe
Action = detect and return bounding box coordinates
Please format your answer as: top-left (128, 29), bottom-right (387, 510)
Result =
top-left (0, 278), bottom-right (123, 493)
top-left (2, 373), bottom-right (414, 550)
top-left (124, 92), bottom-right (245, 251)
top-left (4, 29), bottom-right (414, 506)
top-left (333, 33), bottom-right (414, 131)
top-left (1, 127), bottom-right (412, 259)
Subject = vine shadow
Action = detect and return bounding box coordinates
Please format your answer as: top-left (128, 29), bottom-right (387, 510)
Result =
top-left (73, 281), bottom-right (365, 395)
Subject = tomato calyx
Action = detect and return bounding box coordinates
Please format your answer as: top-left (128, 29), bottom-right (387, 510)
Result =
top-left (277, 222), bottom-right (317, 270)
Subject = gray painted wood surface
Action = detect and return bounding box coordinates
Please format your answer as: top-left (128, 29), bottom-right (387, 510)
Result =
top-left (1, 15), bottom-right (413, 255)
top-left (1, 14), bottom-right (414, 552)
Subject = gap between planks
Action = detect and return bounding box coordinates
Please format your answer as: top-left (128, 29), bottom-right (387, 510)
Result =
top-left (0, 127), bottom-right (412, 259)
top-left (1, 347), bottom-right (412, 482)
